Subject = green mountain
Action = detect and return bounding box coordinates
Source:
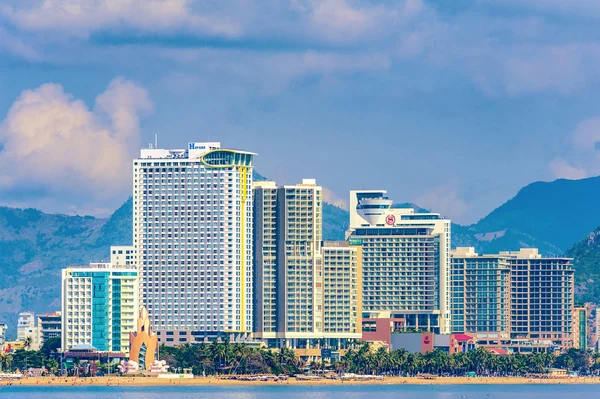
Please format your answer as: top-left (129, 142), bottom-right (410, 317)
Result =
top-left (293, 176), bottom-right (600, 256)
top-left (471, 176), bottom-right (600, 253)
top-left (3, 175), bottom-right (600, 335)
top-left (566, 227), bottom-right (600, 303)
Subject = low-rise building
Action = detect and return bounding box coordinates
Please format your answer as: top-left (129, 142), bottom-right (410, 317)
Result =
top-left (38, 312), bottom-right (62, 344)
top-left (390, 332), bottom-right (475, 354)
top-left (61, 262), bottom-right (138, 354)
top-left (0, 323), bottom-right (7, 345)
top-left (17, 312), bottom-right (35, 341)
top-left (17, 312), bottom-right (41, 350)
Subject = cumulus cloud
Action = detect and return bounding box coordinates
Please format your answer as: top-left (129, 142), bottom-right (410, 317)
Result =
top-left (549, 118), bottom-right (600, 180)
top-left (0, 77), bottom-right (152, 215)
top-left (0, 0), bottom-right (239, 37)
top-left (322, 187), bottom-right (349, 210)
top-left (413, 182), bottom-right (469, 222)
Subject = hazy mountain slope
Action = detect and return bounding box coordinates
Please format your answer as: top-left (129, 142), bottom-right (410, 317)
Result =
top-left (0, 207), bottom-right (113, 335)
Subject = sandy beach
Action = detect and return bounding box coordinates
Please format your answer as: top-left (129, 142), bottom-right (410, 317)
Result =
top-left (2, 376), bottom-right (600, 387)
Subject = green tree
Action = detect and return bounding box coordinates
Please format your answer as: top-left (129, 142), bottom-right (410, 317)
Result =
top-left (40, 337), bottom-right (61, 359)
top-left (45, 358), bottom-right (59, 374)
top-left (0, 352), bottom-right (13, 372)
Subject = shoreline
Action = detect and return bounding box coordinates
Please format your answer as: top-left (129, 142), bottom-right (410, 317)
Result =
top-left (2, 376), bottom-right (600, 387)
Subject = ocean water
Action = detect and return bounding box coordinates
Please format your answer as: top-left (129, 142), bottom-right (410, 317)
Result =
top-left (0, 384), bottom-right (599, 399)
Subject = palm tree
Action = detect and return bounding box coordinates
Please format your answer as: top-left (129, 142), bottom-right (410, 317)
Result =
top-left (23, 336), bottom-right (33, 371)
top-left (0, 352), bottom-right (13, 372)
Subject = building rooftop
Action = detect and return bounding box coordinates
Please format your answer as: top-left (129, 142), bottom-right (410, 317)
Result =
top-left (67, 262), bottom-right (137, 271)
top-left (138, 142), bottom-right (256, 160)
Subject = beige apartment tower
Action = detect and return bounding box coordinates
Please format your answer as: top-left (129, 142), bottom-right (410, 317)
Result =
top-left (253, 180), bottom-right (362, 347)
top-left (321, 241), bottom-right (362, 337)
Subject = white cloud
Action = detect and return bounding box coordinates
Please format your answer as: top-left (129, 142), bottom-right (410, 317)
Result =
top-left (323, 187), bottom-right (348, 210)
top-left (570, 117), bottom-right (600, 150)
top-left (0, 77), bottom-right (152, 215)
top-left (502, 44), bottom-right (597, 96)
top-left (549, 118), bottom-right (600, 180)
top-left (0, 24), bottom-right (41, 61)
top-left (548, 159), bottom-right (588, 180)
top-left (0, 0), bottom-right (240, 37)
top-left (306, 0), bottom-right (396, 43)
top-left (413, 182), bottom-right (469, 222)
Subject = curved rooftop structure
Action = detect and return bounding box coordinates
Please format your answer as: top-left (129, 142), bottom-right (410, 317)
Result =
top-left (357, 197), bottom-right (392, 225)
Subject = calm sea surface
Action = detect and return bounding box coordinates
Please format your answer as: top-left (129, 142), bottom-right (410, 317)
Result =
top-left (1, 384), bottom-right (599, 399)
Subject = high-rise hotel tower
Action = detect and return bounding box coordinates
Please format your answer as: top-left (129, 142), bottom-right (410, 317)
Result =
top-left (133, 142), bottom-right (255, 333)
top-left (254, 179), bottom-right (324, 341)
top-left (346, 190), bottom-right (451, 334)
top-left (254, 180), bottom-right (362, 347)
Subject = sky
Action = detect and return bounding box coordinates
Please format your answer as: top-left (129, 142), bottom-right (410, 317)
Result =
top-left (1, 0), bottom-right (600, 224)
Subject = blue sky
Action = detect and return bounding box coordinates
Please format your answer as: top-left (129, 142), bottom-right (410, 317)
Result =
top-left (1, 0), bottom-right (600, 223)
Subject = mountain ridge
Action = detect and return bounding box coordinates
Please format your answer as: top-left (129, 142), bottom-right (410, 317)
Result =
top-left (2, 175), bottom-right (600, 336)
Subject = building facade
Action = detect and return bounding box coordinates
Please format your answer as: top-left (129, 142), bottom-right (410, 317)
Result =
top-left (111, 246), bottom-right (137, 267)
top-left (572, 304), bottom-right (589, 350)
top-left (17, 312), bottom-right (35, 341)
top-left (38, 312), bottom-right (62, 343)
top-left (16, 312), bottom-right (41, 350)
top-left (321, 241), bottom-right (362, 338)
top-left (504, 249), bottom-right (574, 346)
top-left (0, 323), bottom-right (7, 346)
top-left (450, 247), bottom-right (511, 336)
top-left (275, 179), bottom-right (323, 341)
top-left (133, 142), bottom-right (255, 333)
top-left (346, 190), bottom-right (452, 334)
top-left (254, 179), bottom-right (323, 343)
top-left (253, 180), bottom-right (362, 347)
top-left (253, 181), bottom-right (278, 339)
top-left (61, 263), bottom-right (139, 353)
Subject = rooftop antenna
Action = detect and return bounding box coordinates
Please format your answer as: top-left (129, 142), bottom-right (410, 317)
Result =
top-left (155, 134), bottom-right (158, 149)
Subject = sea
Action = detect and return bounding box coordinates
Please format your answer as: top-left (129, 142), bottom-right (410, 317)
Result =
top-left (0, 384), bottom-right (598, 399)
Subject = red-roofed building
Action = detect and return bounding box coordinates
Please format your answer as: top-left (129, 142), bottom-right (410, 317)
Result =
top-left (487, 347), bottom-right (510, 355)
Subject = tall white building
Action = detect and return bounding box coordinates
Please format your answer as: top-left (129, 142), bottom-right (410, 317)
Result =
top-left (133, 142), bottom-right (255, 333)
top-left (254, 179), bottom-right (323, 342)
top-left (346, 190), bottom-right (452, 334)
top-left (254, 179), bottom-right (362, 351)
top-left (61, 263), bottom-right (138, 353)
